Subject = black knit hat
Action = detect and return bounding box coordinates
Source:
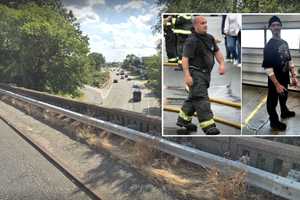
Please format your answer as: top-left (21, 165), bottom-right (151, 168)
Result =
top-left (268, 16), bottom-right (282, 27)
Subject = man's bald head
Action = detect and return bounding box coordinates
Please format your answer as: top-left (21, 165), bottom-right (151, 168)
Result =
top-left (192, 16), bottom-right (207, 34)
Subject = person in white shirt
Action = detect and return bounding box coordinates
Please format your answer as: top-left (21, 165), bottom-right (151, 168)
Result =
top-left (224, 14), bottom-right (241, 67)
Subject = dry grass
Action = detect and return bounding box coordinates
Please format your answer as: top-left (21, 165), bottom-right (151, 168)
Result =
top-left (132, 140), bottom-right (159, 167)
top-left (150, 168), bottom-right (192, 186)
top-left (207, 167), bottom-right (247, 200)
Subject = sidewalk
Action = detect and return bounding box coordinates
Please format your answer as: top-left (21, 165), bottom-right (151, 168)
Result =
top-left (0, 100), bottom-right (175, 200)
top-left (80, 71), bottom-right (113, 105)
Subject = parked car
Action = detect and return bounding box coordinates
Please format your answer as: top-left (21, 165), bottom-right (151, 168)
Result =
top-left (113, 79), bottom-right (118, 83)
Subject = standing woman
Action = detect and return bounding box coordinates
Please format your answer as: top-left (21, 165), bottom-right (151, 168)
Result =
top-left (224, 14), bottom-right (241, 67)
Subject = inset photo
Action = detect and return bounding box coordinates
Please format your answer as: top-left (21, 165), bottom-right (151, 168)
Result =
top-left (162, 14), bottom-right (241, 136)
top-left (242, 14), bottom-right (300, 135)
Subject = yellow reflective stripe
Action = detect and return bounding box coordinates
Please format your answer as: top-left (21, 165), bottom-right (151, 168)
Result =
top-left (172, 18), bottom-right (176, 25)
top-left (178, 14), bottom-right (192, 20)
top-left (179, 109), bottom-right (192, 121)
top-left (199, 119), bottom-right (215, 128)
top-left (172, 29), bottom-right (191, 34)
top-left (166, 22), bottom-right (171, 26)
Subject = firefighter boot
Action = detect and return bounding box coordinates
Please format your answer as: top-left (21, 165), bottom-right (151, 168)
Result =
top-left (203, 123), bottom-right (220, 135)
top-left (176, 116), bottom-right (197, 132)
top-left (270, 120), bottom-right (286, 131)
top-left (281, 110), bottom-right (295, 119)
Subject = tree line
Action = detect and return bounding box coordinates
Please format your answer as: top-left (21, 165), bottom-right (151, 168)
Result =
top-left (0, 0), bottom-right (106, 97)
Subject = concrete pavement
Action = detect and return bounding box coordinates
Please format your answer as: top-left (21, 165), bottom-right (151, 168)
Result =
top-left (0, 118), bottom-right (91, 200)
top-left (242, 85), bottom-right (300, 135)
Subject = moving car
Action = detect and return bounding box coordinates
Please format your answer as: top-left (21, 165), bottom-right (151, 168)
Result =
top-left (132, 83), bottom-right (140, 89)
top-left (132, 88), bottom-right (142, 102)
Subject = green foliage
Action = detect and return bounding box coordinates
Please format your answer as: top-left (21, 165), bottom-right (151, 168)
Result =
top-left (88, 52), bottom-right (105, 71)
top-left (0, 3), bottom-right (93, 96)
top-left (122, 54), bottom-right (141, 70)
top-left (157, 0), bottom-right (300, 13)
top-left (144, 54), bottom-right (161, 99)
top-left (90, 71), bottom-right (110, 88)
top-left (154, 0), bottom-right (300, 33)
top-left (0, 0), bottom-right (62, 9)
top-left (239, 0), bottom-right (300, 12)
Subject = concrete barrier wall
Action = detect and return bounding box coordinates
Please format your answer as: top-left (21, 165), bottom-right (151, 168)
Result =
top-left (0, 84), bottom-right (161, 135)
top-left (192, 137), bottom-right (300, 176)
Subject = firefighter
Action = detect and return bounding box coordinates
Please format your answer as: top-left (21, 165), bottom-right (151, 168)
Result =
top-left (172, 14), bottom-right (192, 66)
top-left (163, 15), bottom-right (177, 63)
top-left (176, 16), bottom-right (225, 135)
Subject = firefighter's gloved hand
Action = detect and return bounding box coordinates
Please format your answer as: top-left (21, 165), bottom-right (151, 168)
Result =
top-left (184, 74), bottom-right (193, 87)
top-left (219, 65), bottom-right (225, 75)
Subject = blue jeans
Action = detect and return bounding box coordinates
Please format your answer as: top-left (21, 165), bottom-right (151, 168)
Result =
top-left (227, 36), bottom-right (240, 63)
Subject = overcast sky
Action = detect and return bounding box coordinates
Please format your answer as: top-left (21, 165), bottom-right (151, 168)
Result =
top-left (62, 0), bottom-right (161, 62)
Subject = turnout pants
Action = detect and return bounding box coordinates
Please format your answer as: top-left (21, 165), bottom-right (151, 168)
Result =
top-left (176, 34), bottom-right (189, 64)
top-left (164, 27), bottom-right (177, 63)
top-left (267, 79), bottom-right (289, 123)
top-left (179, 68), bottom-right (215, 129)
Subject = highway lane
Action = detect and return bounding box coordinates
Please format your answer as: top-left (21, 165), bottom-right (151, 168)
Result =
top-left (103, 70), bottom-right (161, 116)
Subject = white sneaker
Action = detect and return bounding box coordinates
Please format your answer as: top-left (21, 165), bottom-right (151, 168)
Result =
top-left (237, 63), bottom-right (242, 68)
top-left (225, 58), bottom-right (233, 63)
top-left (233, 60), bottom-right (238, 65)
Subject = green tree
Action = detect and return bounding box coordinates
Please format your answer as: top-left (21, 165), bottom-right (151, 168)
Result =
top-left (0, 0), bottom-right (63, 9)
top-left (122, 54), bottom-right (141, 70)
top-left (0, 4), bottom-right (90, 96)
top-left (88, 52), bottom-right (105, 71)
top-left (1, 0), bottom-right (85, 38)
top-left (156, 0), bottom-right (300, 14)
top-left (144, 54), bottom-right (161, 99)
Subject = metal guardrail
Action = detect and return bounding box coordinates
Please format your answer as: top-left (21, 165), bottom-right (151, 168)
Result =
top-left (0, 88), bottom-right (299, 200)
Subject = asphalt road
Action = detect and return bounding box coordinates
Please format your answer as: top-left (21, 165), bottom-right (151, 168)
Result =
top-left (0, 118), bottom-right (92, 200)
top-left (102, 70), bottom-right (161, 116)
